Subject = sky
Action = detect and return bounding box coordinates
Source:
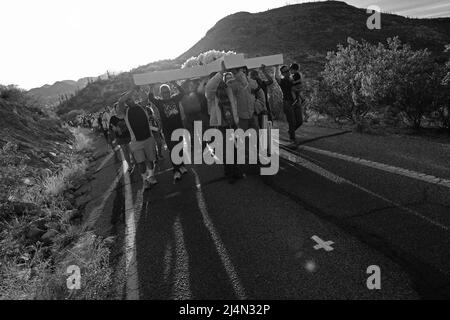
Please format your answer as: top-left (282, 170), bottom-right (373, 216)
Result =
top-left (1, 0), bottom-right (449, 90)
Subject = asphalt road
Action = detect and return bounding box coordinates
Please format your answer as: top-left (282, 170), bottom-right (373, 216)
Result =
top-left (110, 124), bottom-right (450, 300)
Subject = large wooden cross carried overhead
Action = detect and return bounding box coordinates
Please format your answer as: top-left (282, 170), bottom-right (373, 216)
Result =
top-left (133, 54), bottom-right (284, 85)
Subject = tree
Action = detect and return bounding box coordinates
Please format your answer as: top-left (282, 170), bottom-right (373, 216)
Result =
top-left (366, 38), bottom-right (445, 130)
top-left (319, 37), bottom-right (446, 130)
top-left (321, 38), bottom-right (381, 130)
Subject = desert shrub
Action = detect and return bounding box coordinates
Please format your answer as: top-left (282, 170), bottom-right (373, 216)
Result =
top-left (0, 148), bottom-right (113, 300)
top-left (319, 37), bottom-right (448, 131)
top-left (61, 109), bottom-right (85, 123)
top-left (0, 85), bottom-right (27, 103)
top-left (35, 233), bottom-right (115, 300)
top-left (42, 159), bottom-right (87, 196)
top-left (0, 142), bottom-right (32, 203)
top-left (0, 244), bottom-right (51, 300)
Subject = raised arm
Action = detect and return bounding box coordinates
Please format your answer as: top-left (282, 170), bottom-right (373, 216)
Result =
top-left (205, 72), bottom-right (224, 115)
top-left (205, 72), bottom-right (224, 98)
top-left (172, 81), bottom-right (186, 102)
top-left (147, 85), bottom-right (160, 105)
top-left (261, 64), bottom-right (274, 87)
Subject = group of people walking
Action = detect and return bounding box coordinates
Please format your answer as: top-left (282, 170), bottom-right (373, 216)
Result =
top-left (95, 61), bottom-right (305, 189)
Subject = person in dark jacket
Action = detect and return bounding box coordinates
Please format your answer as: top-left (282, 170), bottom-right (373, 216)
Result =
top-left (148, 82), bottom-right (188, 182)
top-left (275, 65), bottom-right (303, 143)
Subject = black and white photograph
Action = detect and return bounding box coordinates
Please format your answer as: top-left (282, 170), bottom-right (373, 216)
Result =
top-left (1, 0), bottom-right (450, 308)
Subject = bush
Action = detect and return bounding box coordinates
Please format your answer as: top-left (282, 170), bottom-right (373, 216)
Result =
top-left (0, 85), bottom-right (26, 103)
top-left (0, 127), bottom-right (115, 300)
top-left (318, 37), bottom-right (449, 131)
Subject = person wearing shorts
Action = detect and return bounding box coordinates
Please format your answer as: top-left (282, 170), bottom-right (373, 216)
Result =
top-left (109, 103), bottom-right (134, 172)
top-left (118, 90), bottom-right (158, 189)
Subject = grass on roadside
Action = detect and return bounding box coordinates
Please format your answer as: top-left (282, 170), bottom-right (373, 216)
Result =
top-left (0, 129), bottom-right (117, 300)
top-left (70, 127), bottom-right (93, 152)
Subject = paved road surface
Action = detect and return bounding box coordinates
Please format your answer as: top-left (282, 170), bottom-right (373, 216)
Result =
top-left (102, 124), bottom-right (450, 300)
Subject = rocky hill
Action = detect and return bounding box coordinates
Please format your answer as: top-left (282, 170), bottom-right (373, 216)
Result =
top-left (0, 86), bottom-right (70, 167)
top-left (179, 1), bottom-right (450, 76)
top-left (28, 75), bottom-right (111, 108)
top-left (57, 1), bottom-right (450, 115)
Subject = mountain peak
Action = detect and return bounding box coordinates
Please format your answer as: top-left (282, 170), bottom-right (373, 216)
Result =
top-left (178, 1), bottom-right (450, 77)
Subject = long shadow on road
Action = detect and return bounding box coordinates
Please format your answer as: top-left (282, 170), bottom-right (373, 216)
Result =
top-left (136, 167), bottom-right (237, 300)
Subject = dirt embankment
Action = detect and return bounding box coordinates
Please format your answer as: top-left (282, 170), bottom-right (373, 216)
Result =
top-left (0, 88), bottom-right (118, 300)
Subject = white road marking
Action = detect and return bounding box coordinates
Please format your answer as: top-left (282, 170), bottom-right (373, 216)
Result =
top-left (155, 167), bottom-right (174, 177)
top-left (298, 145), bottom-right (450, 189)
top-left (344, 178), bottom-right (450, 231)
top-left (163, 242), bottom-right (173, 283)
top-left (311, 236), bottom-right (335, 252)
top-left (120, 149), bottom-right (140, 300)
top-left (277, 148), bottom-right (346, 184)
top-left (280, 145), bottom-right (450, 232)
top-left (172, 216), bottom-right (193, 300)
top-left (165, 192), bottom-right (181, 199)
top-left (191, 168), bottom-right (247, 300)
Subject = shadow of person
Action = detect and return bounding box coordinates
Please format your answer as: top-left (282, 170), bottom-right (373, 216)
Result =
top-left (135, 166), bottom-right (238, 300)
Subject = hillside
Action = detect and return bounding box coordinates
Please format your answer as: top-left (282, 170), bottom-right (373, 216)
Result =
top-left (0, 86), bottom-right (71, 167)
top-left (28, 76), bottom-right (110, 108)
top-left (58, 1), bottom-right (450, 115)
top-left (179, 1), bottom-right (450, 77)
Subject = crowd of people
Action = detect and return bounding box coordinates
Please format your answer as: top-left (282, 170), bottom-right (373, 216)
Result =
top-left (75, 61), bottom-right (305, 189)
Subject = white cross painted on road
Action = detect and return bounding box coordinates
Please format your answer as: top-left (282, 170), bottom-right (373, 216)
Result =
top-left (311, 236), bottom-right (334, 252)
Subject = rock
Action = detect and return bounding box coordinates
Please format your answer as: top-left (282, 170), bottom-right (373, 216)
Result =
top-left (23, 178), bottom-right (33, 186)
top-left (63, 209), bottom-right (81, 223)
top-left (40, 229), bottom-right (59, 244)
top-left (45, 221), bottom-right (60, 230)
